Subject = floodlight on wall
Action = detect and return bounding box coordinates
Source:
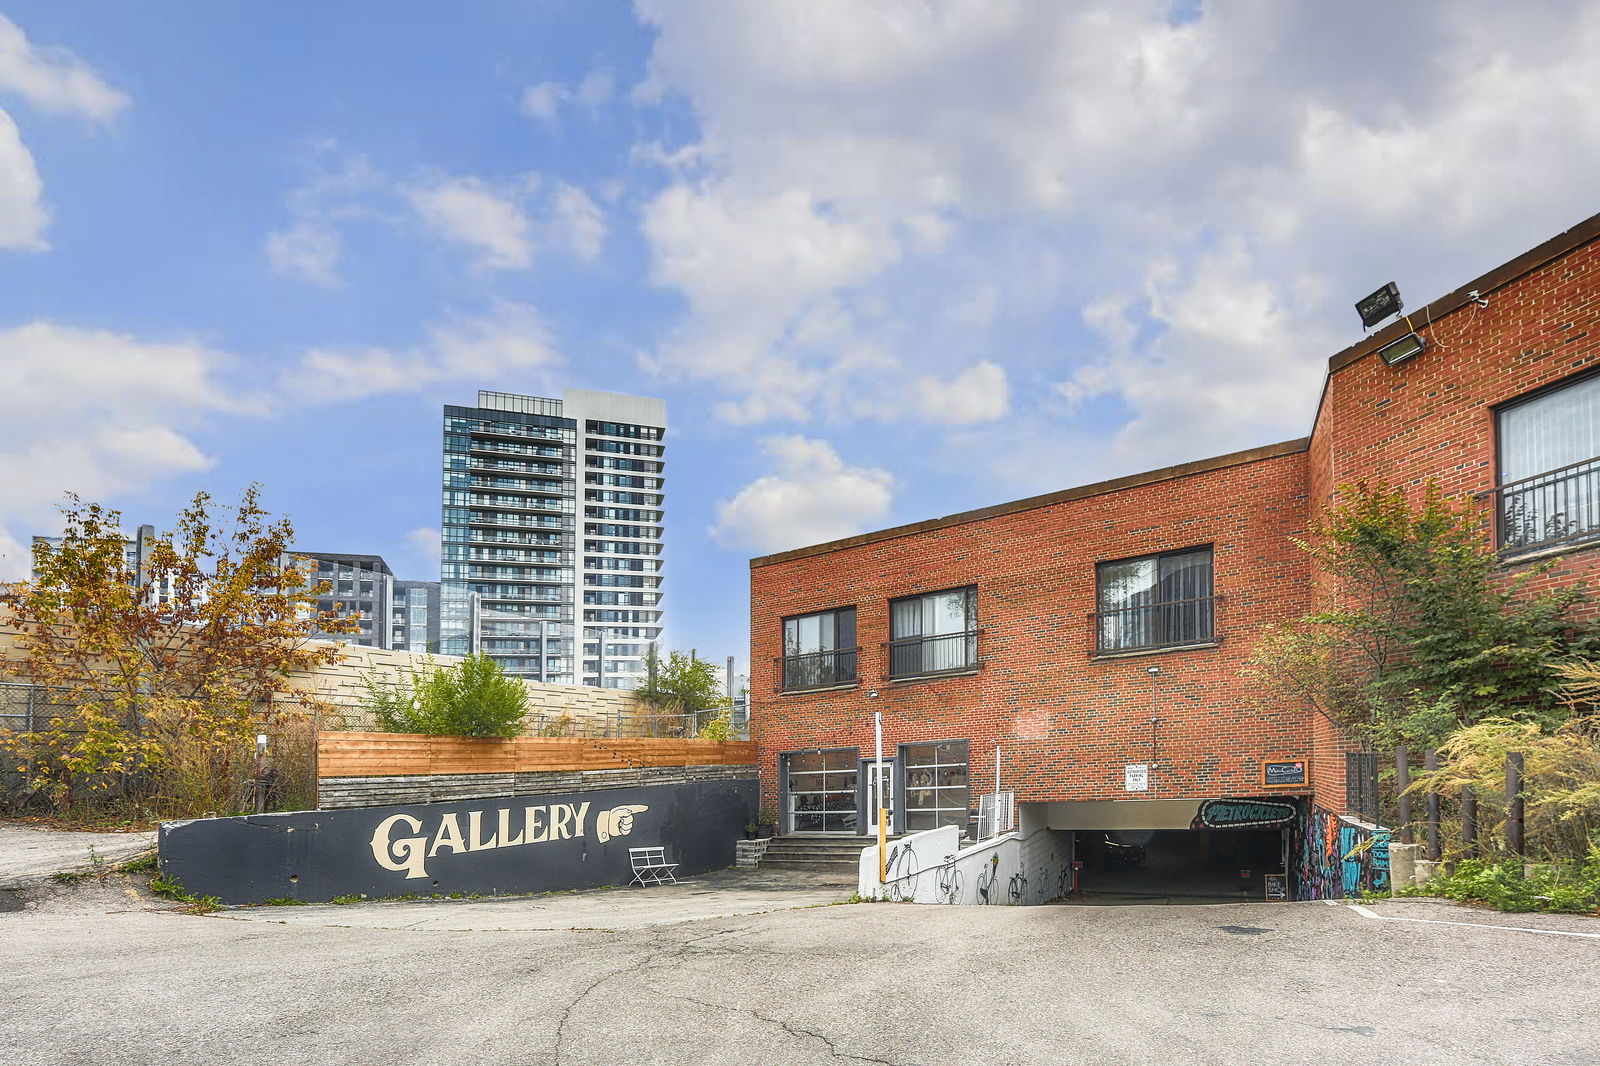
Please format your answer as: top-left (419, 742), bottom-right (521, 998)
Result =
top-left (1355, 281), bottom-right (1403, 329)
top-left (1376, 331), bottom-right (1427, 367)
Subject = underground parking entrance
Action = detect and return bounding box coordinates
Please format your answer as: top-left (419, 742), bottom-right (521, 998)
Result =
top-left (1037, 797), bottom-right (1302, 906)
top-left (1069, 827), bottom-right (1288, 904)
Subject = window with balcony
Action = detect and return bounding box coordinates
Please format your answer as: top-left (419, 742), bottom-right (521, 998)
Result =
top-left (888, 587), bottom-right (978, 679)
top-left (780, 608), bottom-right (857, 691)
top-left (1095, 547), bottom-right (1214, 654)
top-left (1497, 371), bottom-right (1600, 554)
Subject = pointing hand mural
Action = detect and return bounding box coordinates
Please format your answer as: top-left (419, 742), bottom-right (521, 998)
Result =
top-left (595, 804), bottom-right (649, 843)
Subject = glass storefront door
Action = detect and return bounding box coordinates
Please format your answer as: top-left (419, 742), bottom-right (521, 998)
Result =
top-left (783, 748), bottom-right (860, 834)
top-left (861, 758), bottom-right (895, 835)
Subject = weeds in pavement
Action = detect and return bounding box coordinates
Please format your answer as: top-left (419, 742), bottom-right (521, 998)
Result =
top-left (148, 873), bottom-right (222, 914)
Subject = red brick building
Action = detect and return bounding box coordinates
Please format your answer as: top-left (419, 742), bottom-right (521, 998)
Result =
top-left (748, 211), bottom-right (1600, 900)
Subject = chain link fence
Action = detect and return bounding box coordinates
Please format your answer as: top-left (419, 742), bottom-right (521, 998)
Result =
top-left (0, 682), bottom-right (327, 817)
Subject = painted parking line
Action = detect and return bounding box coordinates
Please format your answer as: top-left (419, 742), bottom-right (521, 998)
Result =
top-left (1347, 903), bottom-right (1600, 940)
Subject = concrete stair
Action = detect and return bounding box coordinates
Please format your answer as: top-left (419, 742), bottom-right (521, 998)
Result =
top-left (757, 833), bottom-right (897, 880)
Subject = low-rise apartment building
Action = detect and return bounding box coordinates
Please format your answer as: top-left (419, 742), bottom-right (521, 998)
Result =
top-left (750, 211), bottom-right (1600, 900)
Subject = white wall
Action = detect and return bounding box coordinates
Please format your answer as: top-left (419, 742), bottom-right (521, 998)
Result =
top-left (859, 817), bottom-right (1074, 906)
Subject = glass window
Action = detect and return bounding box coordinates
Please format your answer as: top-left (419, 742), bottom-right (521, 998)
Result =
top-left (1096, 547), bottom-right (1213, 653)
top-left (888, 587), bottom-right (977, 678)
top-left (1497, 373), bottom-right (1600, 552)
top-left (901, 741), bottom-right (969, 832)
top-left (784, 748), bottom-right (859, 834)
top-left (780, 608), bottom-right (857, 690)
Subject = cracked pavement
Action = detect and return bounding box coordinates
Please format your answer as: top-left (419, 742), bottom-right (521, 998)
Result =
top-left (4, 870), bottom-right (1598, 1066)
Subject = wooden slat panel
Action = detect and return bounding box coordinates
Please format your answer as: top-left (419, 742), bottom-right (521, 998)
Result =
top-left (317, 731), bottom-right (758, 778)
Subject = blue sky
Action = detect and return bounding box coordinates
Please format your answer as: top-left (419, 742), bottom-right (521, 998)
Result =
top-left (4, 2), bottom-right (1600, 674)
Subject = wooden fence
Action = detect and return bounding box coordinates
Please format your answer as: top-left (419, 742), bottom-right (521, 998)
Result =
top-left (318, 731), bottom-right (759, 779)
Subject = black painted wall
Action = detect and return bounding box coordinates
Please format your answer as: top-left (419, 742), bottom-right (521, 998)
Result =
top-left (160, 778), bottom-right (756, 904)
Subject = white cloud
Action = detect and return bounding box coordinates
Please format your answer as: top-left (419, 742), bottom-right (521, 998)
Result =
top-left (266, 221), bottom-right (340, 287)
top-left (712, 436), bottom-right (893, 554)
top-left (267, 149), bottom-right (611, 281)
top-left (632, 0), bottom-right (1600, 467)
top-left (0, 14), bottom-right (129, 122)
top-left (641, 184), bottom-right (900, 421)
top-left (404, 175), bottom-right (533, 270)
top-left (0, 16), bottom-right (127, 254)
top-left (549, 183), bottom-right (605, 261)
top-left (915, 361), bottom-right (1010, 425)
top-left (263, 145), bottom-right (383, 287)
top-left (0, 321), bottom-right (248, 580)
top-left (290, 302), bottom-right (561, 403)
top-left (405, 527), bottom-right (441, 572)
top-left (519, 82), bottom-right (563, 124)
top-left (0, 524), bottom-right (26, 582)
top-left (520, 68), bottom-right (613, 127)
top-left (0, 108), bottom-right (46, 250)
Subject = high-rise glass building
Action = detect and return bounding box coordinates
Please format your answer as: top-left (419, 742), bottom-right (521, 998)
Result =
top-left (440, 388), bottom-right (665, 688)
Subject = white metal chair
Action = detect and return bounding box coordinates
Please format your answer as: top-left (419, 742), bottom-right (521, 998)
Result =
top-left (628, 846), bottom-right (680, 887)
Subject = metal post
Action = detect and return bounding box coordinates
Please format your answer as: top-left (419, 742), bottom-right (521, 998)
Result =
top-left (1424, 749), bottom-right (1441, 862)
top-left (875, 710), bottom-right (886, 886)
top-left (994, 744), bottom-right (1001, 795)
top-left (1506, 752), bottom-right (1525, 859)
top-left (1395, 747), bottom-right (1412, 845)
top-left (252, 734), bottom-right (269, 814)
top-left (1461, 785), bottom-right (1477, 859)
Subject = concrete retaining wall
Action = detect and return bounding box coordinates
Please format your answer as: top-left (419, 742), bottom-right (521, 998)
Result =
top-left (859, 812), bottom-right (1075, 906)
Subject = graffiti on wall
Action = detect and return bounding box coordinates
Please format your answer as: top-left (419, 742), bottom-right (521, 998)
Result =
top-left (1296, 805), bottom-right (1390, 900)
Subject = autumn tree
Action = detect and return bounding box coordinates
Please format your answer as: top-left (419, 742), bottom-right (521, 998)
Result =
top-left (0, 487), bottom-right (354, 817)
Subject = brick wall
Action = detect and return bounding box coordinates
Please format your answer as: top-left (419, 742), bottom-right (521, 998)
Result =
top-left (752, 212), bottom-right (1600, 826)
top-left (1311, 222), bottom-right (1600, 596)
top-left (751, 445), bottom-right (1318, 811)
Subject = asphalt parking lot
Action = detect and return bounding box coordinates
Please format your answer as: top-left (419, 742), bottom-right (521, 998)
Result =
top-left (5, 871), bottom-right (1598, 1066)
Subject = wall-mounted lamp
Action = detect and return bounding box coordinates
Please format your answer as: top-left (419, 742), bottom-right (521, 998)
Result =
top-left (1355, 281), bottom-right (1402, 329)
top-left (1145, 665), bottom-right (1162, 677)
top-left (1376, 332), bottom-right (1426, 367)
top-left (866, 689), bottom-right (880, 699)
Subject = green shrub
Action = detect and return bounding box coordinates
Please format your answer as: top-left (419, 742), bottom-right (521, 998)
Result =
top-left (363, 654), bottom-right (527, 739)
top-left (698, 709), bottom-right (734, 741)
top-left (1397, 849), bottom-right (1600, 914)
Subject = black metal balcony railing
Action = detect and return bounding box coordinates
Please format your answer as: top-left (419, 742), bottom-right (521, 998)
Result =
top-left (886, 630), bottom-right (980, 680)
top-left (1496, 456), bottom-right (1600, 554)
top-left (1092, 595), bottom-right (1217, 655)
top-left (777, 648), bottom-right (859, 692)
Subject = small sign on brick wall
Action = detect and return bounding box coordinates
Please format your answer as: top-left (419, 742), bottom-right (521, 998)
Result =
top-left (1261, 758), bottom-right (1309, 788)
top-left (1124, 763), bottom-right (1149, 792)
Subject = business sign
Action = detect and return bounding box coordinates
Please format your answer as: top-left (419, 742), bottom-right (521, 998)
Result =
top-left (1264, 873), bottom-right (1289, 901)
top-left (1124, 764), bottom-right (1149, 792)
top-left (1261, 759), bottom-right (1309, 788)
top-left (159, 778), bottom-right (755, 905)
top-left (1193, 798), bottom-right (1299, 830)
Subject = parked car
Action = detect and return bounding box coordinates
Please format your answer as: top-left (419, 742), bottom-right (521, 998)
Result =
top-left (1082, 831), bottom-right (1146, 869)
